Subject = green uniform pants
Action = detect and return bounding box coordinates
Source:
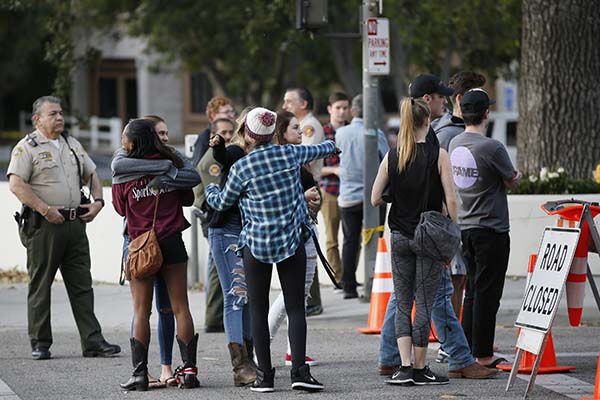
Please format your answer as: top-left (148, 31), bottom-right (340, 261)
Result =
top-left (20, 218), bottom-right (104, 350)
top-left (204, 259), bottom-right (224, 328)
top-left (307, 268), bottom-right (322, 307)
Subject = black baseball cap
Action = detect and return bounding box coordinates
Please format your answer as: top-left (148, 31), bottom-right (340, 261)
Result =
top-left (460, 88), bottom-right (496, 114)
top-left (409, 74), bottom-right (454, 98)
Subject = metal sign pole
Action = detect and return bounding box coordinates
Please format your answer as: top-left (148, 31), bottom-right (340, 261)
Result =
top-left (583, 207), bottom-right (600, 312)
top-left (361, 0), bottom-right (380, 301)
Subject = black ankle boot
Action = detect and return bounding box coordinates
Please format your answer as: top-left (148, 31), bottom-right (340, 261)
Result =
top-left (120, 338), bottom-right (149, 391)
top-left (291, 364), bottom-right (324, 392)
top-left (251, 367), bottom-right (275, 393)
top-left (175, 333), bottom-right (200, 388)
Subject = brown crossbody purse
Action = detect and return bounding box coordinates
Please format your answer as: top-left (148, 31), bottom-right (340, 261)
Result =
top-left (124, 194), bottom-right (163, 281)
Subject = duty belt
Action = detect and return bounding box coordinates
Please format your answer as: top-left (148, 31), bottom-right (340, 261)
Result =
top-left (58, 208), bottom-right (79, 221)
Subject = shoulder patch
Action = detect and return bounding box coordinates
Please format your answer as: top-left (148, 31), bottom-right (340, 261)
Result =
top-left (12, 146), bottom-right (24, 157)
top-left (209, 163), bottom-right (222, 177)
top-left (304, 125), bottom-right (314, 137)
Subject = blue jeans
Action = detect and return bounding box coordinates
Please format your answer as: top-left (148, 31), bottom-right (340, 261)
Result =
top-left (124, 234), bottom-right (175, 365)
top-left (379, 269), bottom-right (474, 371)
top-left (209, 222), bottom-right (252, 344)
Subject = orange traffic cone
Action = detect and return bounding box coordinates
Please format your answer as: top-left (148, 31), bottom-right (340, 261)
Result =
top-left (565, 218), bottom-right (589, 326)
top-left (358, 238), bottom-right (393, 334)
top-left (410, 303), bottom-right (439, 342)
top-left (581, 353), bottom-right (600, 399)
top-left (497, 330), bottom-right (575, 373)
top-left (498, 254), bottom-right (575, 373)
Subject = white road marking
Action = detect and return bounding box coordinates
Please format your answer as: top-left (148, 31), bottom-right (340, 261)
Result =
top-left (0, 378), bottom-right (20, 399)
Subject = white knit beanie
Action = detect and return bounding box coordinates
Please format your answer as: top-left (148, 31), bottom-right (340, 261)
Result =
top-left (245, 107), bottom-right (277, 142)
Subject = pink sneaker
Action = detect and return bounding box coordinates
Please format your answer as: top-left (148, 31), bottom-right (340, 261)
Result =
top-left (285, 353), bottom-right (319, 366)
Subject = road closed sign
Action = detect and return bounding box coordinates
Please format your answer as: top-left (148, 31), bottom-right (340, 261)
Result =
top-left (366, 18), bottom-right (390, 75)
top-left (515, 227), bottom-right (581, 332)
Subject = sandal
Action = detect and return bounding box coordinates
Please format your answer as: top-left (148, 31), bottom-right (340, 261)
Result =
top-left (148, 374), bottom-right (167, 389)
top-left (160, 375), bottom-right (178, 387)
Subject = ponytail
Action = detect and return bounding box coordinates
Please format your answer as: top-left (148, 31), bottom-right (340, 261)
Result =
top-left (397, 98), bottom-right (430, 173)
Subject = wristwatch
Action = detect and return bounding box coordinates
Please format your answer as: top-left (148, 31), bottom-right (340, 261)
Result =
top-left (94, 198), bottom-right (105, 207)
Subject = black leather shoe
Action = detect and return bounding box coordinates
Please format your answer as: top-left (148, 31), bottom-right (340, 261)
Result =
top-left (31, 347), bottom-right (51, 360)
top-left (343, 290), bottom-right (358, 299)
top-left (83, 340), bottom-right (121, 357)
top-left (306, 305), bottom-right (323, 317)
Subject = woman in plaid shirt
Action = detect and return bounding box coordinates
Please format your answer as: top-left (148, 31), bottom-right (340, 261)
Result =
top-left (205, 107), bottom-right (337, 393)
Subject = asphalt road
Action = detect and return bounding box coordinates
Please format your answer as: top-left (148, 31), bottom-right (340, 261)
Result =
top-left (1, 279), bottom-right (599, 400)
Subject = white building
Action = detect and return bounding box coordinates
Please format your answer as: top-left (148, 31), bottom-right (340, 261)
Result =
top-left (71, 26), bottom-right (213, 142)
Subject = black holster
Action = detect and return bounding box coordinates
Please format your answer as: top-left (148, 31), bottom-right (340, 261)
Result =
top-left (15, 205), bottom-right (41, 239)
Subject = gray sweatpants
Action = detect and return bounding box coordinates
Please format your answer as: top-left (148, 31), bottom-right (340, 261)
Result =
top-left (391, 231), bottom-right (443, 347)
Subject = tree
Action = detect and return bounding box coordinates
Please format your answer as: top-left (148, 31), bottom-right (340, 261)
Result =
top-left (2, 0), bottom-right (521, 119)
top-left (0, 3), bottom-right (56, 129)
top-left (518, 0), bottom-right (600, 179)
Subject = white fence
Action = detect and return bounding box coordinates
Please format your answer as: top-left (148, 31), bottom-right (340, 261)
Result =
top-left (1, 182), bottom-right (599, 285)
top-left (19, 111), bottom-right (122, 152)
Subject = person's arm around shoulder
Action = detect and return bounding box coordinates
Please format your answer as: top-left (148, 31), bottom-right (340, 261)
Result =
top-left (111, 148), bottom-right (173, 178)
top-left (438, 148), bottom-right (458, 223)
top-left (293, 140), bottom-right (337, 166)
top-left (149, 150), bottom-right (201, 190)
top-left (371, 153), bottom-right (389, 207)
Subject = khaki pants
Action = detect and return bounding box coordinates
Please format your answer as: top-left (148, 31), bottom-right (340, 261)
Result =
top-left (320, 191), bottom-right (342, 282)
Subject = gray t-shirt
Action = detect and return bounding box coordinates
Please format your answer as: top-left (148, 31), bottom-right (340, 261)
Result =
top-left (448, 132), bottom-right (515, 233)
top-left (434, 112), bottom-right (466, 151)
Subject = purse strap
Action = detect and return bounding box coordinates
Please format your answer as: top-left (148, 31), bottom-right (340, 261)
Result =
top-left (151, 193), bottom-right (160, 230)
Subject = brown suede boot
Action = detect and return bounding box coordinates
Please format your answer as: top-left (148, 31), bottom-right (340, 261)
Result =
top-left (244, 337), bottom-right (258, 371)
top-left (228, 342), bottom-right (257, 386)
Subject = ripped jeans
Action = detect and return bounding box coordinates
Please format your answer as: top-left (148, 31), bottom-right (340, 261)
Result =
top-left (209, 221), bottom-right (252, 344)
top-left (267, 233), bottom-right (317, 351)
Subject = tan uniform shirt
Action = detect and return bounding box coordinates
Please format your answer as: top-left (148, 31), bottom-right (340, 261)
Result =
top-left (7, 130), bottom-right (96, 208)
top-left (299, 112), bottom-right (325, 180)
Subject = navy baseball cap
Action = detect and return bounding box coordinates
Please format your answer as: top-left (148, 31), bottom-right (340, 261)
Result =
top-left (409, 74), bottom-right (454, 98)
top-left (460, 88), bottom-right (496, 114)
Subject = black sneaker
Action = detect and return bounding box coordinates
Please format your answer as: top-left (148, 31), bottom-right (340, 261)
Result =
top-left (412, 366), bottom-right (449, 385)
top-left (291, 364), bottom-right (324, 392)
top-left (251, 368), bottom-right (275, 393)
top-left (385, 366), bottom-right (414, 385)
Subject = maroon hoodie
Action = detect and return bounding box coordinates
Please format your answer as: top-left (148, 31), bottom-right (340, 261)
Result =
top-left (112, 175), bottom-right (194, 241)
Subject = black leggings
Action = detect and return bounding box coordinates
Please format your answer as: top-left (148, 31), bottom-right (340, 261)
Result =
top-left (243, 245), bottom-right (307, 370)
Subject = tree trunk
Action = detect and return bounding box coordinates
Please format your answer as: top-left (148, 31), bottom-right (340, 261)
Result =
top-left (330, 38), bottom-right (361, 96)
top-left (518, 0), bottom-right (600, 179)
top-left (389, 20), bottom-right (407, 99)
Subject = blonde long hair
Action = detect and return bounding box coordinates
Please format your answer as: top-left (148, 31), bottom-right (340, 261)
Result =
top-left (397, 98), bottom-right (430, 173)
top-left (231, 106), bottom-right (253, 152)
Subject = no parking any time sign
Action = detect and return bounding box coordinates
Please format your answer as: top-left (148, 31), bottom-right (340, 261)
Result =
top-left (366, 18), bottom-right (390, 75)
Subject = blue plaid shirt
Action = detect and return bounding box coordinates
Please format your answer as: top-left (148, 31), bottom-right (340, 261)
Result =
top-left (205, 141), bottom-right (336, 264)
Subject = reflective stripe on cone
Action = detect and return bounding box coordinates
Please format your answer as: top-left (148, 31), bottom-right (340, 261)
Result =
top-left (358, 238), bottom-right (393, 334)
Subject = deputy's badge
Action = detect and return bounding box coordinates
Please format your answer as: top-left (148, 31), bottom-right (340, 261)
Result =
top-left (209, 164), bottom-right (222, 177)
top-left (37, 151), bottom-right (53, 161)
top-left (304, 125), bottom-right (314, 137)
top-left (12, 146), bottom-right (24, 157)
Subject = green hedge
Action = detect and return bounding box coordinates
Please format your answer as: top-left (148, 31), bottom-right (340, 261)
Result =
top-left (510, 167), bottom-right (600, 194)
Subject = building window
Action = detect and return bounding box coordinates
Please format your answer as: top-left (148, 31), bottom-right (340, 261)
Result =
top-left (89, 59), bottom-right (137, 124)
top-left (182, 71), bottom-right (213, 133)
top-left (190, 73), bottom-right (212, 114)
